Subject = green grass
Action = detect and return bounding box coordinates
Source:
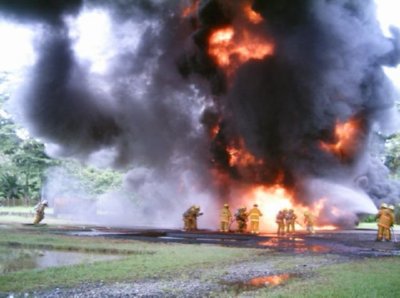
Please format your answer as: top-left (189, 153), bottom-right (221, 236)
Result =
top-left (0, 229), bottom-right (261, 292)
top-left (2, 213), bottom-right (400, 296)
top-left (253, 257), bottom-right (400, 298)
top-left (0, 206), bottom-right (35, 212)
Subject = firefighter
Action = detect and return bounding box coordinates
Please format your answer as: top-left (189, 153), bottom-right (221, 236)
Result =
top-left (276, 210), bottom-right (286, 236)
top-left (183, 206), bottom-right (193, 231)
top-left (248, 204), bottom-right (263, 234)
top-left (183, 205), bottom-right (203, 231)
top-left (33, 200), bottom-right (48, 225)
top-left (192, 205), bottom-right (203, 230)
top-left (376, 203), bottom-right (394, 241)
top-left (220, 203), bottom-right (232, 232)
top-left (303, 211), bottom-right (315, 234)
top-left (235, 207), bottom-right (248, 233)
top-left (286, 209), bottom-right (297, 234)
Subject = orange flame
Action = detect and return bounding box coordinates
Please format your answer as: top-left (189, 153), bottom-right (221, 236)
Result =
top-left (208, 26), bottom-right (274, 76)
top-left (243, 2), bottom-right (263, 24)
top-left (209, 124), bottom-right (220, 139)
top-left (248, 274), bottom-right (290, 287)
top-left (227, 138), bottom-right (263, 167)
top-left (238, 186), bottom-right (338, 232)
top-left (181, 0), bottom-right (199, 18)
top-left (320, 119), bottom-right (359, 158)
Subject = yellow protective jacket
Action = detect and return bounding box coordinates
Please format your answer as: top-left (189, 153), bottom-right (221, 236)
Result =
top-left (276, 212), bottom-right (285, 223)
top-left (220, 207), bottom-right (232, 223)
top-left (304, 213), bottom-right (314, 225)
top-left (248, 207), bottom-right (263, 222)
top-left (376, 209), bottom-right (394, 228)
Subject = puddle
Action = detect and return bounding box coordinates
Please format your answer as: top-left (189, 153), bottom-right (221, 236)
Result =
top-left (67, 229), bottom-right (167, 238)
top-left (159, 236), bottom-right (184, 240)
top-left (0, 247), bottom-right (122, 274)
top-left (66, 229), bottom-right (122, 237)
top-left (258, 239), bottom-right (330, 253)
top-left (226, 273), bottom-right (298, 291)
top-left (247, 274), bottom-right (291, 287)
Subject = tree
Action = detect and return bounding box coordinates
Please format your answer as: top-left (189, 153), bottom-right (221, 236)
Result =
top-left (0, 173), bottom-right (24, 206)
top-left (12, 140), bottom-right (57, 203)
top-left (60, 160), bottom-right (123, 196)
top-left (384, 133), bottom-right (400, 178)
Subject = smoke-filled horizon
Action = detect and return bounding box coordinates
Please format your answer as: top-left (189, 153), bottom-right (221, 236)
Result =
top-left (1, 0), bottom-right (400, 229)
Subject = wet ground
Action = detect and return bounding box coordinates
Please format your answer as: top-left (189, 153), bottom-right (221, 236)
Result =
top-left (21, 224), bottom-right (400, 257)
top-left (0, 247), bottom-right (121, 274)
top-left (2, 223), bottom-right (400, 297)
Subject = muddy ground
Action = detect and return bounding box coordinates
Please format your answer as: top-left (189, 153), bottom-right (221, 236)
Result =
top-left (51, 224), bottom-right (400, 256)
top-left (4, 224), bottom-right (400, 297)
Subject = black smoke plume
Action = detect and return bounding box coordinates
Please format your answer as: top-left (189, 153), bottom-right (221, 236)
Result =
top-left (2, 0), bottom-right (400, 227)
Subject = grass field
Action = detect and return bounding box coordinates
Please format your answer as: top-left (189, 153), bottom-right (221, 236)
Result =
top-left (1, 210), bottom-right (400, 296)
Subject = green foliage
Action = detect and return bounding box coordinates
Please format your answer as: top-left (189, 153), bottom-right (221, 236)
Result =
top-left (60, 161), bottom-right (123, 195)
top-left (384, 133), bottom-right (400, 177)
top-left (0, 119), bottom-right (21, 155)
top-left (0, 173), bottom-right (24, 200)
top-left (360, 214), bottom-right (377, 223)
top-left (0, 72), bottom-right (123, 203)
top-left (0, 120), bottom-right (56, 201)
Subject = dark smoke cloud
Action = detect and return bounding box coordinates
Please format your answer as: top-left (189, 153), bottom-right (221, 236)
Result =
top-left (6, 0), bottom-right (210, 169)
top-left (2, 0), bottom-right (219, 228)
top-left (181, 0), bottom-right (400, 221)
top-left (0, 0), bottom-right (82, 25)
top-left (2, 0), bottom-right (400, 227)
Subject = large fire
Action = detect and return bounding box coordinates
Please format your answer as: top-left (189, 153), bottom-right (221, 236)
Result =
top-left (208, 26), bottom-right (274, 77)
top-left (320, 119), bottom-right (360, 159)
top-left (182, 1), bottom-right (351, 232)
top-left (227, 138), bottom-right (263, 168)
top-left (235, 185), bottom-right (338, 233)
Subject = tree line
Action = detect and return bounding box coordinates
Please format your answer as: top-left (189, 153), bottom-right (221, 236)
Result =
top-left (0, 72), bottom-right (122, 206)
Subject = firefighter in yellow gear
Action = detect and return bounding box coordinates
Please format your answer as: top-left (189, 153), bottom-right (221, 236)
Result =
top-left (219, 203), bottom-right (232, 232)
top-left (276, 210), bottom-right (286, 236)
top-left (33, 200), bottom-right (48, 224)
top-left (303, 211), bottom-right (315, 234)
top-left (183, 205), bottom-right (203, 231)
top-left (248, 204), bottom-right (263, 234)
top-left (286, 209), bottom-right (297, 234)
top-left (376, 203), bottom-right (394, 241)
top-left (235, 207), bottom-right (248, 233)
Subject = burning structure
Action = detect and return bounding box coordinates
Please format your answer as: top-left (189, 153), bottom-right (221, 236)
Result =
top-left (1, 0), bottom-right (400, 230)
